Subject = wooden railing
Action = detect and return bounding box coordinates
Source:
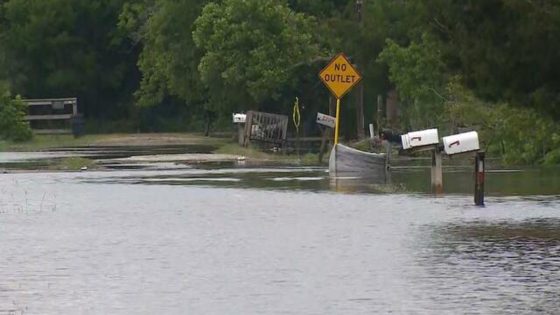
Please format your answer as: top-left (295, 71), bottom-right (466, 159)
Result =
top-left (23, 98), bottom-right (82, 135)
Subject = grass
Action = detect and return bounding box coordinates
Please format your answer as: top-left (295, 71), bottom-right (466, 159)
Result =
top-left (47, 157), bottom-right (98, 171)
top-left (0, 134), bottom-right (98, 151)
top-left (0, 132), bottom-right (229, 152)
top-left (214, 143), bottom-right (325, 165)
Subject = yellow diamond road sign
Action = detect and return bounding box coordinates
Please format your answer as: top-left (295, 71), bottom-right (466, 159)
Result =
top-left (319, 53), bottom-right (362, 99)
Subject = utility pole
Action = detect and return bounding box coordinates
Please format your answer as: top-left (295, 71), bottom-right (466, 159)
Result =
top-left (355, 0), bottom-right (365, 139)
top-left (376, 94), bottom-right (383, 136)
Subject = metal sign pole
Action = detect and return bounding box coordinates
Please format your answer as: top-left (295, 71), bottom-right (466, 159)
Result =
top-left (334, 98), bottom-right (341, 145)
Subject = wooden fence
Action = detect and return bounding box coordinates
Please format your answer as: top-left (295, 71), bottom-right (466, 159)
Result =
top-left (243, 111), bottom-right (288, 147)
top-left (23, 98), bottom-right (82, 136)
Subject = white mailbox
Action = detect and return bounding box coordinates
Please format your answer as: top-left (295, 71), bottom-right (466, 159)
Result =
top-left (316, 112), bottom-right (336, 128)
top-left (232, 113), bottom-right (246, 124)
top-left (442, 131), bottom-right (480, 155)
top-left (401, 128), bottom-right (439, 150)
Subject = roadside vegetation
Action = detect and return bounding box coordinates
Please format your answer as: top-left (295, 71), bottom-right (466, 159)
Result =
top-left (0, 90), bottom-right (32, 142)
top-left (47, 157), bottom-right (98, 171)
top-left (0, 1), bottom-right (558, 165)
top-left (0, 133), bottom-right (228, 152)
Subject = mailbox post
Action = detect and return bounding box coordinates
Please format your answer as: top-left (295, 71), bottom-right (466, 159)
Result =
top-left (443, 131), bottom-right (485, 205)
top-left (474, 151), bottom-right (485, 206)
top-left (431, 148), bottom-right (443, 195)
top-left (316, 112), bottom-right (336, 163)
top-left (232, 113), bottom-right (246, 146)
top-left (400, 128), bottom-right (443, 194)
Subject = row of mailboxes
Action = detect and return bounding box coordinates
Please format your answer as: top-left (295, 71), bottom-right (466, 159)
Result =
top-left (400, 128), bottom-right (480, 155)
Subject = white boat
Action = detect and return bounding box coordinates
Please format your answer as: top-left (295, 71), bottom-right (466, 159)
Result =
top-left (328, 143), bottom-right (388, 181)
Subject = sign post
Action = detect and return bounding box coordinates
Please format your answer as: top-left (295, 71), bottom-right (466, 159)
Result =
top-left (334, 99), bottom-right (341, 144)
top-left (319, 53), bottom-right (362, 145)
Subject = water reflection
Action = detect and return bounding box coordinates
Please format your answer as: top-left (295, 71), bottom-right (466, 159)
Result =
top-left (391, 167), bottom-right (560, 196)
top-left (329, 176), bottom-right (406, 194)
top-left (73, 164), bottom-right (560, 197)
top-left (414, 219), bottom-right (560, 312)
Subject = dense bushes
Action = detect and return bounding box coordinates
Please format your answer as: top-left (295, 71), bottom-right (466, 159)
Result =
top-left (0, 91), bottom-right (32, 141)
top-left (444, 83), bottom-right (560, 165)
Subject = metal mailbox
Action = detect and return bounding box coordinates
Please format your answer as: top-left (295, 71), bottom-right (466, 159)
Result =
top-left (232, 113), bottom-right (246, 124)
top-left (401, 128), bottom-right (439, 150)
top-left (442, 131), bottom-right (480, 155)
top-left (316, 112), bottom-right (336, 129)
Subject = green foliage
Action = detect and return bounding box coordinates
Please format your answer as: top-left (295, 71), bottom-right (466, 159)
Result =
top-left (378, 34), bottom-right (446, 104)
top-left (50, 157), bottom-right (97, 171)
top-left (0, 91), bottom-right (32, 141)
top-left (378, 34), bottom-right (447, 129)
top-left (444, 81), bottom-right (560, 165)
top-left (0, 0), bottom-right (138, 119)
top-left (120, 0), bottom-right (207, 108)
top-left (403, 0), bottom-right (560, 120)
top-left (287, 0), bottom-right (348, 17)
top-left (193, 0), bottom-right (322, 113)
top-left (543, 134), bottom-right (560, 165)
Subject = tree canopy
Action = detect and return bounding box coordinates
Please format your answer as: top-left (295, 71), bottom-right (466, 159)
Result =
top-left (0, 0), bottom-right (139, 119)
top-left (193, 0), bottom-right (323, 113)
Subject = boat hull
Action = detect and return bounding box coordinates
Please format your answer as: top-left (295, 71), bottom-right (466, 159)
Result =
top-left (329, 144), bottom-right (387, 180)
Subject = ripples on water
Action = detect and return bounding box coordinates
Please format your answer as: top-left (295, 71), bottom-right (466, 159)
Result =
top-left (417, 219), bottom-right (560, 313)
top-left (0, 167), bottom-right (559, 314)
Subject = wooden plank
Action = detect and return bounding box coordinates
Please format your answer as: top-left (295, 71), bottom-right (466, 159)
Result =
top-left (24, 114), bottom-right (73, 121)
top-left (24, 98), bottom-right (77, 106)
top-left (33, 129), bottom-right (72, 134)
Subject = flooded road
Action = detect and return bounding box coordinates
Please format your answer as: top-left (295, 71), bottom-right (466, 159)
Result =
top-left (1, 161), bottom-right (560, 314)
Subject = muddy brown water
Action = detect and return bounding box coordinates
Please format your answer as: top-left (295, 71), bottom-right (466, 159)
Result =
top-left (0, 149), bottom-right (559, 314)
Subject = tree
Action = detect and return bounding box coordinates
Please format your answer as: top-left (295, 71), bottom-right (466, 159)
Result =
top-left (120, 0), bottom-right (207, 108)
top-left (378, 34), bottom-right (448, 129)
top-left (193, 0), bottom-right (324, 115)
top-left (0, 0), bottom-right (139, 119)
top-left (393, 0), bottom-right (560, 119)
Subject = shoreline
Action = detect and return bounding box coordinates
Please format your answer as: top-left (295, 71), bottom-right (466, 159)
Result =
top-left (0, 132), bottom-right (322, 172)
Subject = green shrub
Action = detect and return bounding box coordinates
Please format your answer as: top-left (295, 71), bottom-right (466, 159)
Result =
top-left (0, 92), bottom-right (32, 141)
top-left (444, 82), bottom-right (560, 165)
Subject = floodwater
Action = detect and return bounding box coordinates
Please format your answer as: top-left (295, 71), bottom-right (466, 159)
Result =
top-left (1, 151), bottom-right (560, 314)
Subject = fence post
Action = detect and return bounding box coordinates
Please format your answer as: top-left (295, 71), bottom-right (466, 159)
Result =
top-left (242, 111), bottom-right (253, 147)
top-left (474, 151), bottom-right (485, 206)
